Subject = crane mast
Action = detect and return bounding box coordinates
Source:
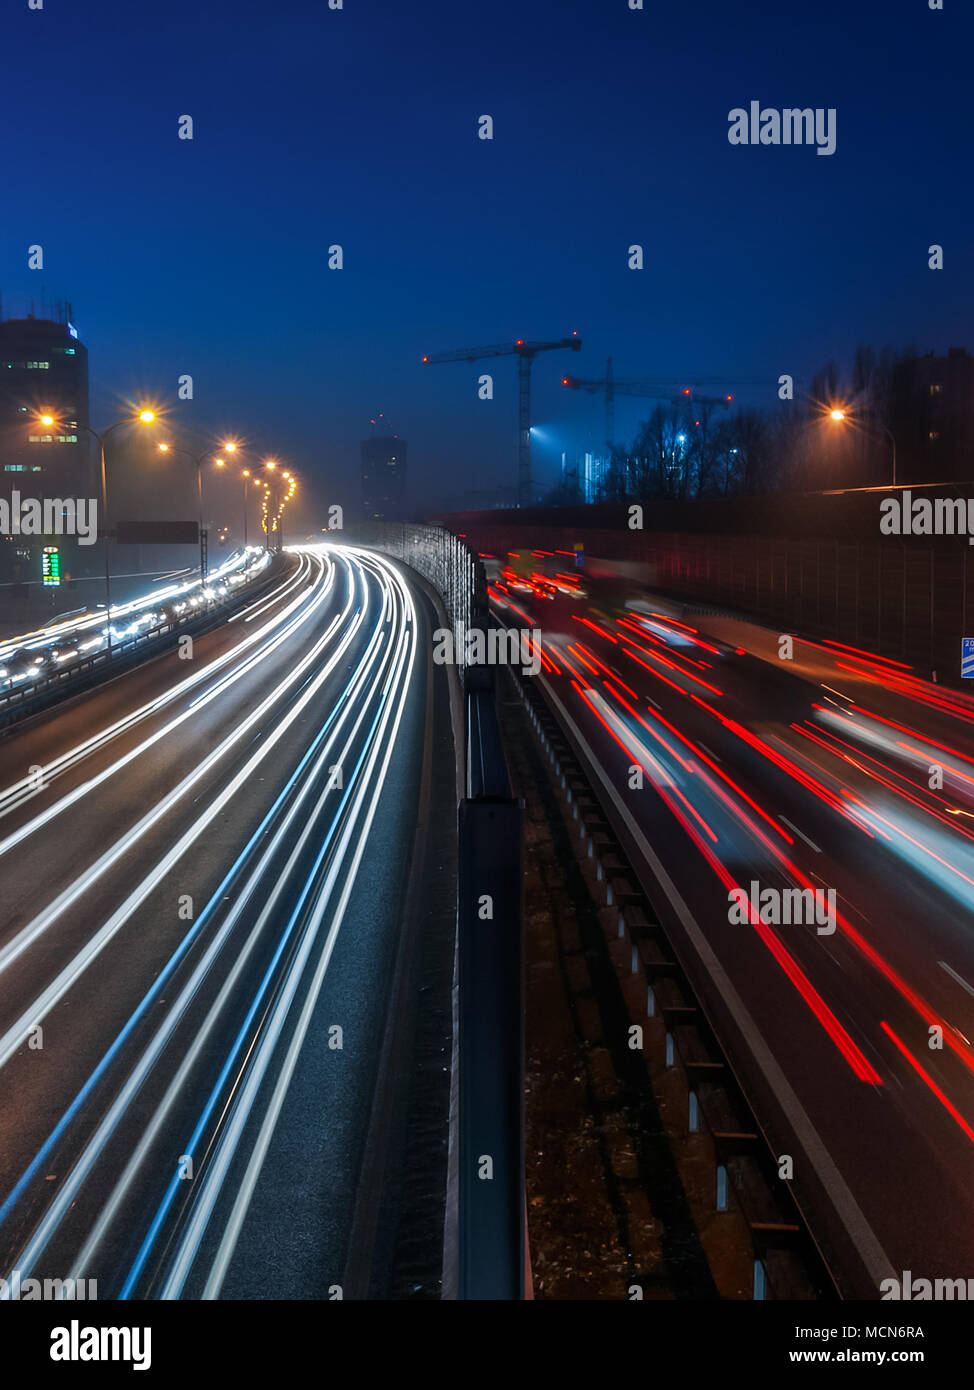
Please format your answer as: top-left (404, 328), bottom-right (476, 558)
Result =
top-left (423, 334), bottom-right (582, 506)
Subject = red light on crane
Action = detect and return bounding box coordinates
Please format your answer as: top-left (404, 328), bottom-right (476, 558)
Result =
top-left (683, 387), bottom-right (691, 395)
top-left (726, 394), bottom-right (733, 402)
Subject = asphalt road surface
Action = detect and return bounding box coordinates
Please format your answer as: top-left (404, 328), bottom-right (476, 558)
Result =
top-left (0, 543), bottom-right (432, 1300)
top-left (492, 561), bottom-right (974, 1297)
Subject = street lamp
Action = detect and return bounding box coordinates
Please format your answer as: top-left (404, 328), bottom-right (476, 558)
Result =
top-left (220, 459), bottom-right (254, 548)
top-left (240, 469), bottom-right (251, 546)
top-left (259, 460), bottom-right (296, 553)
top-left (157, 441), bottom-right (228, 581)
top-left (212, 442), bottom-right (268, 550)
top-left (35, 405), bottom-right (159, 653)
top-left (828, 406), bottom-right (897, 486)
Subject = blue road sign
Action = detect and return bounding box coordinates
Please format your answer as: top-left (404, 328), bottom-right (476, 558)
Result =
top-left (963, 638), bottom-right (974, 678)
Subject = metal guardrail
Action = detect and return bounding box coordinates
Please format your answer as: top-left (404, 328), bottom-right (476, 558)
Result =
top-left (457, 793), bottom-right (523, 1299)
top-left (0, 555), bottom-right (280, 734)
top-left (456, 581), bottom-right (524, 1299)
top-left (340, 528), bottom-right (526, 1299)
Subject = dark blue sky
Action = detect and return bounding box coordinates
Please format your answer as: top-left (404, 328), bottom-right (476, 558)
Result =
top-left (2, 0), bottom-right (970, 516)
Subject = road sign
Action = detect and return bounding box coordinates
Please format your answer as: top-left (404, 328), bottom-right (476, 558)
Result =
top-left (42, 546), bottom-right (61, 587)
top-left (963, 638), bottom-right (974, 678)
top-left (573, 541), bottom-right (584, 568)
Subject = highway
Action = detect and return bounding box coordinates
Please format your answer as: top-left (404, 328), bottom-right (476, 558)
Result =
top-left (0, 543), bottom-right (432, 1299)
top-left (0, 547), bottom-right (270, 691)
top-left (491, 560), bottom-right (974, 1296)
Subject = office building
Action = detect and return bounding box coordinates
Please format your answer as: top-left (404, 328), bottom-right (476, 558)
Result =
top-left (0, 303), bottom-right (92, 590)
top-left (361, 434), bottom-right (407, 520)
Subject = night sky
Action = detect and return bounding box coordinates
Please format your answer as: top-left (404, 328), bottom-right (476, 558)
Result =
top-left (2, 0), bottom-right (970, 516)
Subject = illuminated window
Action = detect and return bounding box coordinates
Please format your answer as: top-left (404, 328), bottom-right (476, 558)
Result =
top-left (930, 383), bottom-right (942, 395)
top-left (928, 430), bottom-right (940, 440)
top-left (4, 464), bottom-right (26, 471)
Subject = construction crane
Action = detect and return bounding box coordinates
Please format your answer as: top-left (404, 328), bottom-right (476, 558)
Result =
top-left (562, 356), bottom-right (736, 455)
top-left (422, 332), bottom-right (582, 506)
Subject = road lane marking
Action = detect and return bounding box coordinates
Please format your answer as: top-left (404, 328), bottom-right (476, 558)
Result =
top-left (939, 960), bottom-right (974, 1000)
top-left (779, 816), bottom-right (822, 853)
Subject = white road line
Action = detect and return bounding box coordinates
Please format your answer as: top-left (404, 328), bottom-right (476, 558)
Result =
top-left (939, 960), bottom-right (974, 1000)
top-left (779, 816), bottom-right (822, 853)
top-left (697, 741), bottom-right (722, 763)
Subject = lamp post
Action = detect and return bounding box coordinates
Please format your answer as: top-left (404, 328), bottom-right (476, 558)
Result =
top-left (36, 406), bottom-right (157, 655)
top-left (218, 445), bottom-right (286, 552)
top-left (157, 440), bottom-right (234, 582)
top-left (829, 408), bottom-right (897, 487)
top-left (261, 464), bottom-right (296, 553)
top-left (221, 443), bottom-right (251, 550)
top-left (263, 461), bottom-right (279, 552)
top-left (279, 470), bottom-right (296, 551)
